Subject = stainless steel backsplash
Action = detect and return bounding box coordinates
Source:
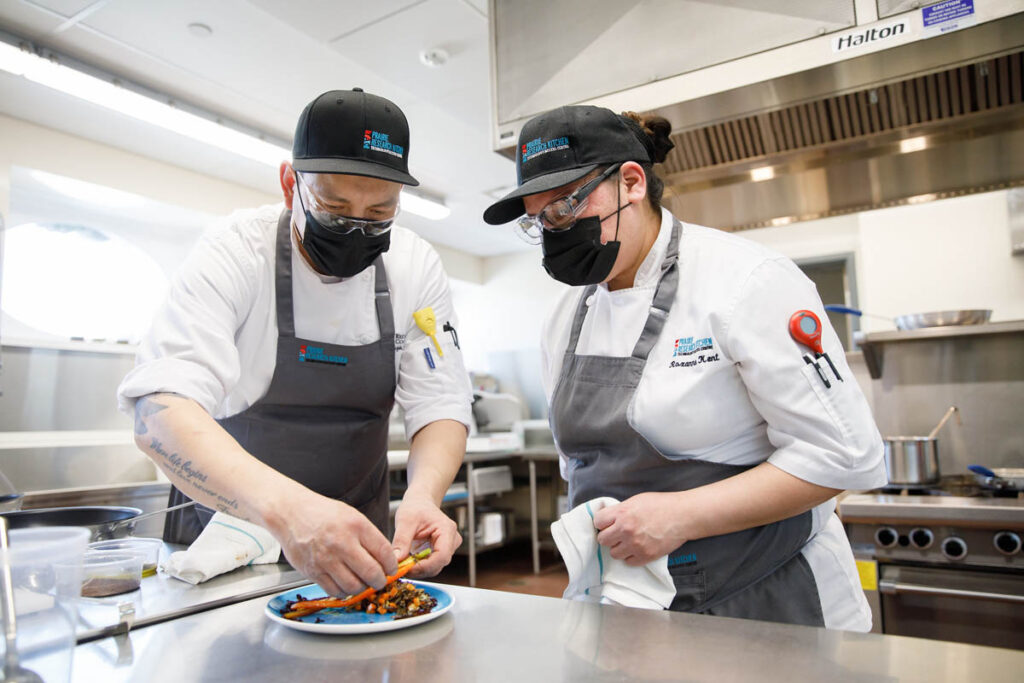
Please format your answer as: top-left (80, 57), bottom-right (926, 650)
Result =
top-left (864, 333), bottom-right (1024, 475)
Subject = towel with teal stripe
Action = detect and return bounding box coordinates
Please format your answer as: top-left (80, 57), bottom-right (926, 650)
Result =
top-left (550, 497), bottom-right (675, 610)
top-left (164, 511), bottom-right (281, 585)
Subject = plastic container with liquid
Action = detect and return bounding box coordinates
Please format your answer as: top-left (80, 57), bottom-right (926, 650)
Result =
top-left (88, 537), bottom-right (163, 577)
top-left (80, 550), bottom-right (144, 597)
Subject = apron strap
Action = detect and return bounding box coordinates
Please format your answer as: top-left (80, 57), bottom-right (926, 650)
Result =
top-left (372, 255), bottom-right (395, 342)
top-left (631, 218), bottom-right (682, 361)
top-left (275, 209), bottom-right (296, 338)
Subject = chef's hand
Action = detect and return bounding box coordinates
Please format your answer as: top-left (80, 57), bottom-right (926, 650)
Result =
top-left (392, 494), bottom-right (461, 578)
top-left (275, 492), bottom-right (397, 597)
top-left (593, 492), bottom-right (690, 566)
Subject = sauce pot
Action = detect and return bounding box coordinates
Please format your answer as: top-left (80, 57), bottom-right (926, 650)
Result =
top-left (883, 406), bottom-right (959, 486)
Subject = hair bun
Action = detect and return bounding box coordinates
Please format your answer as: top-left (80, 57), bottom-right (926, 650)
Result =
top-left (644, 115), bottom-right (674, 163)
top-left (621, 111), bottom-right (674, 163)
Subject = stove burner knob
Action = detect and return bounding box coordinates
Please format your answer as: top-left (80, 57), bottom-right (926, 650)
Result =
top-left (941, 536), bottom-right (968, 561)
top-left (875, 527), bottom-right (898, 548)
top-left (910, 528), bottom-right (934, 549)
top-left (993, 531), bottom-right (1021, 556)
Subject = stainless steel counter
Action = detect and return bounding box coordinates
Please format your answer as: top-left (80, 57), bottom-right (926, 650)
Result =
top-left (841, 493), bottom-right (1024, 525)
top-left (71, 582), bottom-right (1024, 682)
top-left (75, 544), bottom-right (306, 643)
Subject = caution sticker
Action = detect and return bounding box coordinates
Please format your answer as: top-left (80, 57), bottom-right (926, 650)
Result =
top-left (856, 559), bottom-right (878, 591)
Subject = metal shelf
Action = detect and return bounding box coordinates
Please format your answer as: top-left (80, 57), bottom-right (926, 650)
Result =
top-left (857, 321), bottom-right (1024, 378)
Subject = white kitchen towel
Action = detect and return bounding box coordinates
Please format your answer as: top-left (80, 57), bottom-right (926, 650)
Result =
top-left (550, 497), bottom-right (675, 610)
top-left (162, 512), bottom-right (281, 585)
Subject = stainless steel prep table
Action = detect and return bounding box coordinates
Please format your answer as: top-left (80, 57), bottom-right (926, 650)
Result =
top-left (75, 543), bottom-right (307, 643)
top-left (72, 582), bottom-right (1024, 682)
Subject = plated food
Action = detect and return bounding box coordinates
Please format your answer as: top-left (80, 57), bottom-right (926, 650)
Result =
top-left (264, 581), bottom-right (454, 635)
top-left (286, 580), bottom-right (437, 620)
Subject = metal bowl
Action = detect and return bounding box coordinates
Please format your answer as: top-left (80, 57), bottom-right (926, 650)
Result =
top-left (894, 309), bottom-right (992, 331)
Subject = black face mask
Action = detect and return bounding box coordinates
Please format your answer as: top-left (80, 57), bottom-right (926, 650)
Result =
top-left (541, 215), bottom-right (621, 286)
top-left (295, 197), bottom-right (391, 279)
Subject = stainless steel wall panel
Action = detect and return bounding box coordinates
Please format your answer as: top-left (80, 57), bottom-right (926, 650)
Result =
top-left (0, 445), bottom-right (155, 493)
top-left (867, 334), bottom-right (1024, 472)
top-left (876, 0), bottom-right (919, 19)
top-left (0, 345), bottom-right (134, 431)
top-left (492, 0), bottom-right (857, 125)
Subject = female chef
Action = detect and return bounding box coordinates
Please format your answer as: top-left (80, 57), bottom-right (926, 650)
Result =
top-left (119, 89), bottom-right (472, 597)
top-left (483, 105), bottom-right (886, 630)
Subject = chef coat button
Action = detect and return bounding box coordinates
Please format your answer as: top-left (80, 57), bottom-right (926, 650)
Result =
top-left (359, 335), bottom-right (371, 344)
top-left (585, 295), bottom-right (594, 306)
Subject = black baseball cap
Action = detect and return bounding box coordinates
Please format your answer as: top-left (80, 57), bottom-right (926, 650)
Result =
top-left (483, 105), bottom-right (653, 225)
top-left (292, 88), bottom-right (419, 186)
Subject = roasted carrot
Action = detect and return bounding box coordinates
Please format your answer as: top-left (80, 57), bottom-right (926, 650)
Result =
top-left (283, 548), bottom-right (431, 619)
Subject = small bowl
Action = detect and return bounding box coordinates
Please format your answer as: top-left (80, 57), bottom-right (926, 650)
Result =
top-left (88, 537), bottom-right (163, 577)
top-left (80, 551), bottom-right (143, 597)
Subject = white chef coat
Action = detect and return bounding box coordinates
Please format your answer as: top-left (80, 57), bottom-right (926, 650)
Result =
top-left (118, 203), bottom-right (472, 441)
top-left (540, 208), bottom-right (886, 631)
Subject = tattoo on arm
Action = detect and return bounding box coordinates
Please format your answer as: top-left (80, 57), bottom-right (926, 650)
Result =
top-left (147, 439), bottom-right (239, 514)
top-left (133, 397), bottom-right (168, 436)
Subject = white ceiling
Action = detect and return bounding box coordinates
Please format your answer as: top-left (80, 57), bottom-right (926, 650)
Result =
top-left (0, 0), bottom-right (528, 256)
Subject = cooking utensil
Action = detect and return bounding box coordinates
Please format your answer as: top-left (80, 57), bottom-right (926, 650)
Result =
top-left (824, 305), bottom-right (992, 331)
top-left (968, 465), bottom-right (1024, 492)
top-left (0, 501), bottom-right (195, 541)
top-left (927, 406), bottom-right (959, 439)
top-left (883, 406), bottom-right (960, 486)
top-left (0, 518), bottom-right (44, 683)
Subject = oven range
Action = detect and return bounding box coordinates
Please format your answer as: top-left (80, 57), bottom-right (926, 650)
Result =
top-left (839, 476), bottom-right (1024, 650)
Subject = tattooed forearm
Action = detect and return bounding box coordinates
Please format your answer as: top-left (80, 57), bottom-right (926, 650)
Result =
top-left (133, 397), bottom-right (169, 435)
top-left (148, 437), bottom-right (239, 512)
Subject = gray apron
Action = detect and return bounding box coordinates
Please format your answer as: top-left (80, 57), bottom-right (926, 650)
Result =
top-left (163, 209), bottom-right (396, 545)
top-left (549, 218), bottom-right (824, 627)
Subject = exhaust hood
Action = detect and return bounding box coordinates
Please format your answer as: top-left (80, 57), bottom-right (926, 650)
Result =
top-left (489, 4), bottom-right (1024, 230)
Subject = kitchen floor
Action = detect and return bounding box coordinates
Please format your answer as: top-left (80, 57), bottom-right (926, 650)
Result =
top-left (430, 541), bottom-right (567, 598)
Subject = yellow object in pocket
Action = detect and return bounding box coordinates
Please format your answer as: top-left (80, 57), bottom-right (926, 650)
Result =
top-left (413, 307), bottom-right (443, 357)
top-left (855, 559), bottom-right (878, 591)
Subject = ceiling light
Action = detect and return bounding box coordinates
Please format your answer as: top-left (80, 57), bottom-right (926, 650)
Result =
top-left (899, 136), bottom-right (927, 154)
top-left (401, 191), bottom-right (450, 220)
top-left (30, 170), bottom-right (146, 207)
top-left (770, 216), bottom-right (794, 227)
top-left (750, 166), bottom-right (775, 182)
top-left (0, 37), bottom-right (290, 167)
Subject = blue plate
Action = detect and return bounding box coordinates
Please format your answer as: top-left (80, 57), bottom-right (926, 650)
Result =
top-left (264, 580), bottom-right (454, 634)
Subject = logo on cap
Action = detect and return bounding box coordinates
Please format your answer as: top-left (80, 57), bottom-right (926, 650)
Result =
top-left (521, 136), bottom-right (569, 162)
top-left (363, 129), bottom-right (405, 159)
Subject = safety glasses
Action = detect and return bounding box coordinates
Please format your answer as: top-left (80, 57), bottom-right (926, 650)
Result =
top-left (514, 163), bottom-right (622, 244)
top-left (296, 173), bottom-right (398, 237)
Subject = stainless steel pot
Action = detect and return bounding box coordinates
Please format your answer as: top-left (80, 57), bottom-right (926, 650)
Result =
top-left (0, 501), bottom-right (195, 541)
top-left (882, 406), bottom-right (959, 486)
top-left (883, 438), bottom-right (940, 485)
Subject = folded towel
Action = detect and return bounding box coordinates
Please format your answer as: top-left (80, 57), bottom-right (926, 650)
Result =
top-left (550, 497), bottom-right (675, 610)
top-left (162, 512), bottom-right (281, 585)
